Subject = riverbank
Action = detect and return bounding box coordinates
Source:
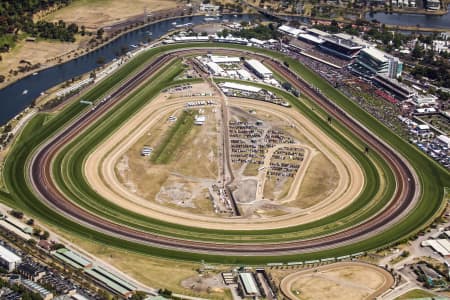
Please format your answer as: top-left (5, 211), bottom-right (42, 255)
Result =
top-left (0, 0), bottom-right (185, 89)
top-left (279, 13), bottom-right (450, 32)
top-left (0, 6), bottom-right (190, 91)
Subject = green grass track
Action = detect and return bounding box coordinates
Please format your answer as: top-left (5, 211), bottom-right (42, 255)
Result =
top-left (1, 43), bottom-right (449, 264)
top-left (52, 54), bottom-right (391, 243)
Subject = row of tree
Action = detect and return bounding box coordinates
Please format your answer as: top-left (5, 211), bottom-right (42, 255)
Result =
top-left (0, 0), bottom-right (76, 51)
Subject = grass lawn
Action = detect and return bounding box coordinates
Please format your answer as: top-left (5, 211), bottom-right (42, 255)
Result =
top-left (151, 110), bottom-right (196, 164)
top-left (395, 289), bottom-right (437, 299)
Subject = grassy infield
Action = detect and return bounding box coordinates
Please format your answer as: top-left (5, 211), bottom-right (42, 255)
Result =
top-left (151, 110), bottom-right (196, 164)
top-left (1, 43), bottom-right (449, 264)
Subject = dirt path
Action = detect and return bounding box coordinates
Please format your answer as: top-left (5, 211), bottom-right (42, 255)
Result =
top-left (255, 143), bottom-right (314, 203)
top-left (82, 93), bottom-right (365, 230)
top-left (279, 262), bottom-right (394, 300)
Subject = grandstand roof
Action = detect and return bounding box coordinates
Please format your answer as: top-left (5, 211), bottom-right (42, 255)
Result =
top-left (361, 47), bottom-right (391, 62)
top-left (321, 35), bottom-right (363, 50)
top-left (306, 28), bottom-right (330, 37)
top-left (278, 25), bottom-right (305, 37)
top-left (298, 33), bottom-right (324, 44)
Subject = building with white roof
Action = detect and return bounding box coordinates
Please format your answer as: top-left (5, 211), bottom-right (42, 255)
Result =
top-left (437, 135), bottom-right (450, 148)
top-left (298, 33), bottom-right (324, 45)
top-left (206, 62), bottom-right (224, 76)
top-left (249, 38), bottom-right (267, 46)
top-left (0, 244), bottom-right (21, 272)
top-left (245, 59), bottom-right (273, 79)
top-left (355, 47), bottom-right (403, 78)
top-left (412, 94), bottom-right (438, 106)
top-left (194, 115), bottom-right (206, 125)
top-left (421, 239), bottom-right (450, 257)
top-left (199, 3), bottom-right (220, 11)
top-left (221, 82), bottom-right (262, 93)
top-left (239, 273), bottom-right (260, 296)
top-left (306, 28), bottom-right (330, 37)
top-left (209, 55), bottom-right (241, 64)
top-left (278, 25), bottom-right (305, 37)
top-left (237, 69), bottom-right (252, 80)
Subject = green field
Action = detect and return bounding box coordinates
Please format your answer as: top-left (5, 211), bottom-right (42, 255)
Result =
top-left (1, 42), bottom-right (449, 264)
top-left (151, 110), bottom-right (196, 164)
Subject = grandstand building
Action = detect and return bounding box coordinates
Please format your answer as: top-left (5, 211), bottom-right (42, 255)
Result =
top-left (278, 25), bottom-right (305, 37)
top-left (318, 35), bottom-right (363, 60)
top-left (373, 75), bottom-right (416, 101)
top-left (354, 47), bottom-right (403, 78)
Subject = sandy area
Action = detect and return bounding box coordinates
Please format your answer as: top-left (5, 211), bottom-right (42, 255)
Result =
top-left (82, 87), bottom-right (365, 230)
top-left (45, 0), bottom-right (179, 30)
top-left (279, 262), bottom-right (394, 300)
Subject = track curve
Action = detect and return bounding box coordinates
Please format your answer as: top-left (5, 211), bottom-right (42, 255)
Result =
top-left (29, 46), bottom-right (419, 256)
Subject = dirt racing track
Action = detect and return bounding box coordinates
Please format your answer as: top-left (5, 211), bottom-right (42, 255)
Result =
top-left (25, 45), bottom-right (427, 258)
top-left (84, 94), bottom-right (364, 230)
top-left (279, 262), bottom-right (394, 300)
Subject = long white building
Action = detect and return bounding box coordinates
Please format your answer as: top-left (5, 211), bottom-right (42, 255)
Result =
top-left (0, 245), bottom-right (21, 272)
top-left (206, 62), bottom-right (224, 76)
top-left (245, 59), bottom-right (273, 79)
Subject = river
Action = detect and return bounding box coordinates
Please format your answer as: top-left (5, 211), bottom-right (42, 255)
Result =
top-left (365, 5), bottom-right (450, 28)
top-left (0, 14), bottom-right (258, 126)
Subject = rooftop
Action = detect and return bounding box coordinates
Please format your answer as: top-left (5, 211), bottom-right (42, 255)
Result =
top-left (321, 35), bottom-right (363, 50)
top-left (0, 245), bottom-right (21, 263)
top-left (221, 82), bottom-right (262, 93)
top-left (245, 59), bottom-right (272, 75)
top-left (239, 273), bottom-right (259, 295)
top-left (278, 25), bottom-right (305, 36)
top-left (306, 28), bottom-right (330, 37)
top-left (361, 47), bottom-right (391, 62)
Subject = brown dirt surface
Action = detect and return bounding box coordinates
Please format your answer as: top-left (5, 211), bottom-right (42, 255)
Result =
top-left (113, 93), bottom-right (219, 216)
top-left (0, 39), bottom-right (86, 89)
top-left (52, 228), bottom-right (232, 299)
top-left (83, 92), bottom-right (365, 230)
top-left (294, 152), bottom-right (339, 209)
top-left (280, 262), bottom-right (394, 300)
top-left (44, 0), bottom-right (179, 30)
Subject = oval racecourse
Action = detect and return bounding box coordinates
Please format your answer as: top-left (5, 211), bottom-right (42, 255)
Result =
top-left (279, 262), bottom-right (394, 300)
top-left (1, 43), bottom-right (448, 263)
top-left (84, 88), bottom-right (365, 229)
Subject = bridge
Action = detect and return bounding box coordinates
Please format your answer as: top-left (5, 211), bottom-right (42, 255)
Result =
top-left (242, 1), bottom-right (290, 22)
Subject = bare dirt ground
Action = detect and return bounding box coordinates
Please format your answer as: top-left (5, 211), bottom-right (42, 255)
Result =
top-left (83, 86), bottom-right (365, 230)
top-left (44, 0), bottom-right (179, 30)
top-left (279, 262), bottom-right (394, 300)
top-left (51, 227), bottom-right (232, 299)
top-left (294, 152), bottom-right (340, 209)
top-left (112, 91), bottom-right (219, 216)
top-left (0, 39), bottom-right (87, 89)
top-left (0, 0), bottom-right (180, 89)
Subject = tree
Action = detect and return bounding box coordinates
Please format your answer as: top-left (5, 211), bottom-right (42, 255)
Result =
top-left (96, 28), bottom-right (104, 39)
top-left (40, 230), bottom-right (50, 240)
top-left (130, 291), bottom-right (147, 300)
top-left (412, 43), bottom-right (424, 59)
top-left (10, 210), bottom-right (23, 219)
top-left (282, 81), bottom-right (292, 91)
top-left (159, 289), bottom-right (172, 297)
